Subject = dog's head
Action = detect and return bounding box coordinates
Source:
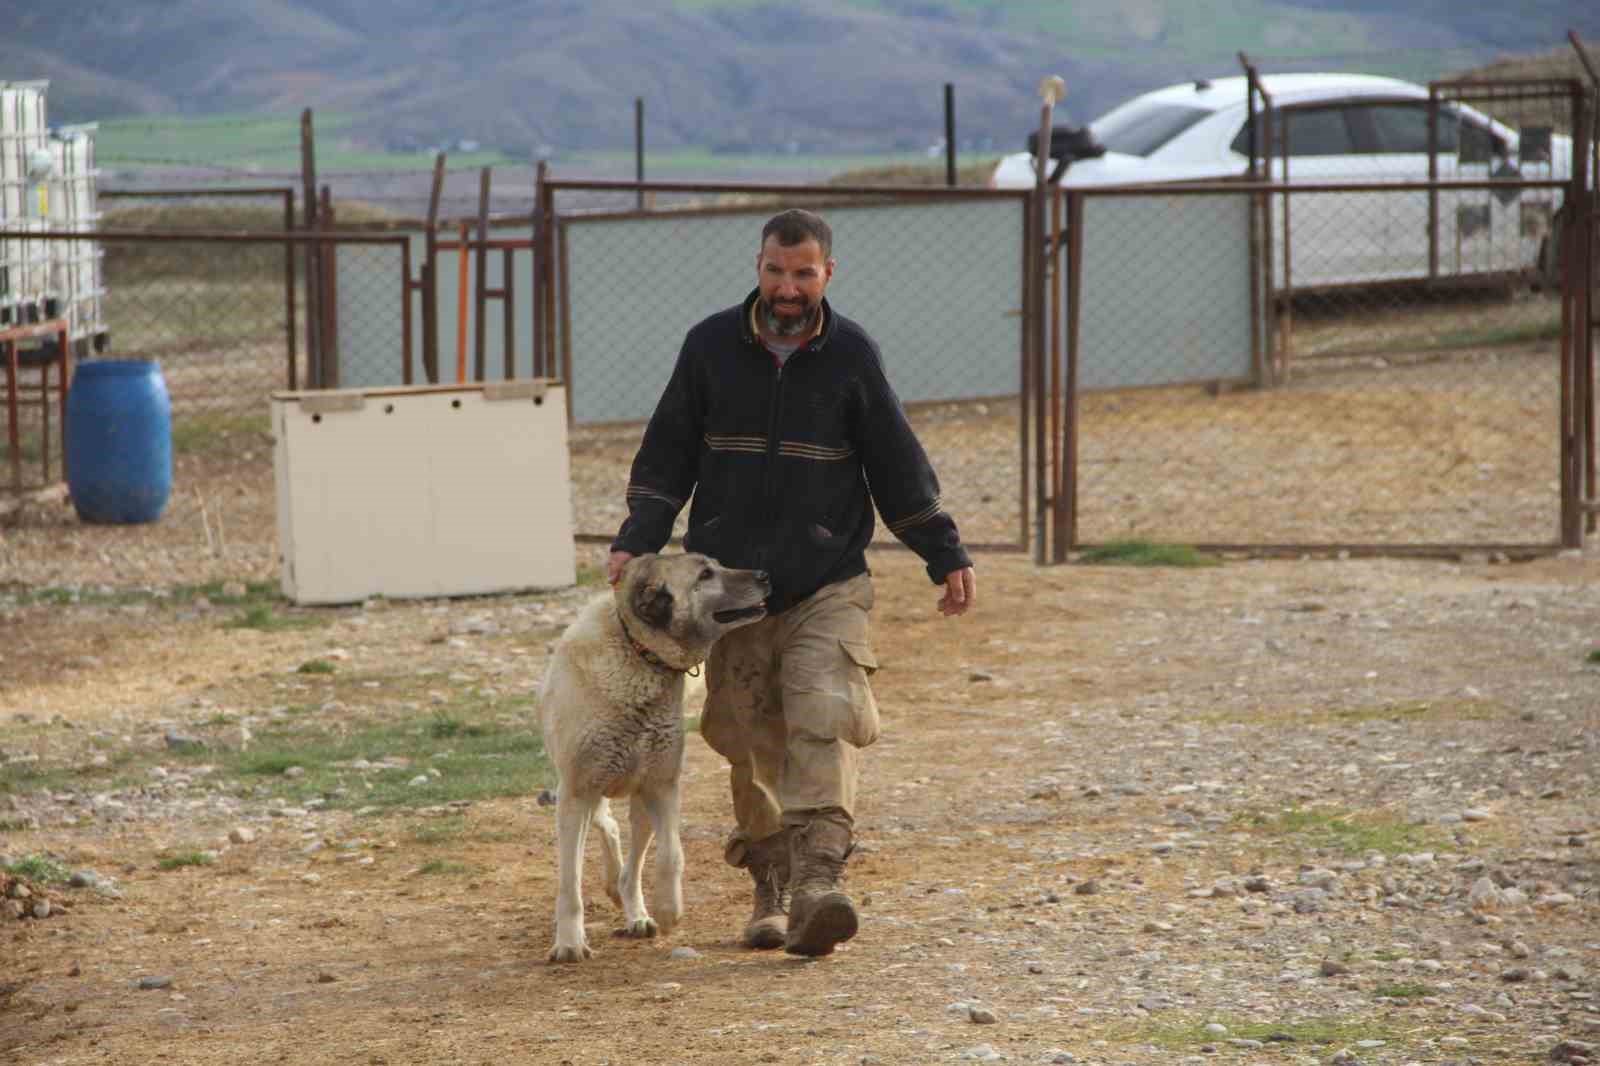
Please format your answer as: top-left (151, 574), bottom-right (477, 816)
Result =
top-left (616, 553), bottom-right (770, 660)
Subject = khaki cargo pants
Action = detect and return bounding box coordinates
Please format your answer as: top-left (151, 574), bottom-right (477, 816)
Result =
top-left (699, 572), bottom-right (880, 844)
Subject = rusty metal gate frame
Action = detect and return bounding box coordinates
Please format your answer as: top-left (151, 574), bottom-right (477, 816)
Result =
top-left (531, 176), bottom-right (1036, 553)
top-left (1568, 32), bottom-right (1600, 540)
top-left (1424, 74), bottom-right (1594, 546)
top-left (1053, 173), bottom-right (1586, 558)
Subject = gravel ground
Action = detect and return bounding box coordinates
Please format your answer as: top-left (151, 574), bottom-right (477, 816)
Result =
top-left (1, 542), bottom-right (1597, 1065)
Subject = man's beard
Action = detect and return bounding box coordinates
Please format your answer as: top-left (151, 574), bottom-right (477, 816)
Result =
top-left (760, 295), bottom-right (818, 338)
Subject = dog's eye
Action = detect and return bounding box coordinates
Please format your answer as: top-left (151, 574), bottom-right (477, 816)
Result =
top-left (698, 568), bottom-right (715, 582)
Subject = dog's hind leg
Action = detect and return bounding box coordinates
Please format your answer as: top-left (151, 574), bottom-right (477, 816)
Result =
top-left (593, 797), bottom-right (624, 908)
top-left (614, 796), bottom-right (658, 938)
top-left (642, 781), bottom-right (684, 934)
top-left (549, 790), bottom-right (598, 963)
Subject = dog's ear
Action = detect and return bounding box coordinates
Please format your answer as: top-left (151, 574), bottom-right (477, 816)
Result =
top-left (633, 582), bottom-right (674, 629)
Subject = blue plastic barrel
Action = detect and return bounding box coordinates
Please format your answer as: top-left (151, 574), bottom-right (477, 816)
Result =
top-left (65, 360), bottom-right (173, 524)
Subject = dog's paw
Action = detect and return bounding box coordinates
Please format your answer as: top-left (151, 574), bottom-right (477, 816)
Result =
top-left (547, 941), bottom-right (593, 963)
top-left (613, 917), bottom-right (659, 939)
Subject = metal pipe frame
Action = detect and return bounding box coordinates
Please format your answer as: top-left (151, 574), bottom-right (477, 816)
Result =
top-left (299, 110), bottom-right (321, 391)
top-left (318, 186), bottom-right (338, 389)
top-left (474, 168), bottom-right (491, 383)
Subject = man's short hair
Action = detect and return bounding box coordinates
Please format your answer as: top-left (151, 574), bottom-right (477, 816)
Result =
top-left (761, 209), bottom-right (832, 260)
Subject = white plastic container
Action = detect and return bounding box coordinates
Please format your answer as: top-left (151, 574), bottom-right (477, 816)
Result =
top-left (271, 380), bottom-right (577, 604)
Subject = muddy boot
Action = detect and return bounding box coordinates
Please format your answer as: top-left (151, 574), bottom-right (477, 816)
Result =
top-left (784, 811), bottom-right (858, 957)
top-left (725, 830), bottom-right (790, 950)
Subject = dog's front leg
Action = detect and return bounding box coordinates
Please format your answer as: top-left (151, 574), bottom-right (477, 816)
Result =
top-left (549, 790), bottom-right (597, 963)
top-left (642, 782), bottom-right (684, 934)
top-left (593, 797), bottom-right (624, 908)
top-left (614, 795), bottom-right (658, 938)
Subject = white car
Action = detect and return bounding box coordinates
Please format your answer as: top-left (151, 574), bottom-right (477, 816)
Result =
top-left (990, 73), bottom-right (1575, 289)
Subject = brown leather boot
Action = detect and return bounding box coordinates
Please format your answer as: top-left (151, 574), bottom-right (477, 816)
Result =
top-left (725, 830), bottom-right (790, 950)
top-left (784, 810), bottom-right (857, 957)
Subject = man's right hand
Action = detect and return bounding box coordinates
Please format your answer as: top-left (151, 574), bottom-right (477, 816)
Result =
top-left (606, 550), bottom-right (635, 586)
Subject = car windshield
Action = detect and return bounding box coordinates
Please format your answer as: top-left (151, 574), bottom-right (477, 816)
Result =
top-left (1090, 102), bottom-right (1212, 157)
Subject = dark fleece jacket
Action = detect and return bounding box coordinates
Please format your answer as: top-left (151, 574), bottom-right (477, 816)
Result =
top-left (610, 290), bottom-right (972, 615)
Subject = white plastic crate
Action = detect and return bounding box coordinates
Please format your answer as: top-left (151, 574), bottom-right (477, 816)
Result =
top-left (272, 380), bottom-right (577, 605)
top-left (46, 124), bottom-right (99, 340)
top-left (0, 85), bottom-right (104, 340)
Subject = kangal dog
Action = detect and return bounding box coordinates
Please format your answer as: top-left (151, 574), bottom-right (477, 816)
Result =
top-left (538, 553), bottom-right (770, 962)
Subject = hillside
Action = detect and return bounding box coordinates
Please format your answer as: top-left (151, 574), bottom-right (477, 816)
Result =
top-left (3, 0), bottom-right (1597, 157)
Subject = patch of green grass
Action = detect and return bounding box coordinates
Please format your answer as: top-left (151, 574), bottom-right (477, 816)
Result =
top-left (227, 604), bottom-right (323, 632)
top-left (97, 112), bottom-right (518, 176)
top-left (10, 579), bottom-right (281, 610)
top-left (427, 714), bottom-right (488, 739)
top-left (575, 565), bottom-right (606, 587)
top-left (235, 752), bottom-right (306, 777)
top-left (1373, 981), bottom-right (1438, 999)
top-left (416, 859), bottom-right (474, 877)
top-left (1327, 699), bottom-right (1499, 724)
top-left (2, 854), bottom-right (72, 884)
top-left (156, 851), bottom-right (215, 871)
top-left (1113, 1014), bottom-right (1396, 1050)
top-left (405, 816), bottom-right (468, 845)
top-left (1434, 315), bottom-right (1562, 351)
top-left (1078, 540), bottom-right (1220, 568)
top-left (1369, 949), bottom-right (1405, 962)
top-left (1235, 806), bottom-right (1445, 856)
top-left (0, 747), bottom-right (150, 796)
top-left (1586, 649), bottom-right (1600, 664)
top-left (218, 698), bottom-right (549, 811)
top-left (297, 659), bottom-right (337, 675)
top-left (171, 414), bottom-right (273, 456)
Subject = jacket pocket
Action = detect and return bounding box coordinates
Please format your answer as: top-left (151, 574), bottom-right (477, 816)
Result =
top-left (685, 515), bottom-right (724, 559)
top-left (807, 521), bottom-right (849, 550)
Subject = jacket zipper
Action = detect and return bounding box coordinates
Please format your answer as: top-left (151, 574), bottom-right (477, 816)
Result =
top-left (762, 356), bottom-right (783, 502)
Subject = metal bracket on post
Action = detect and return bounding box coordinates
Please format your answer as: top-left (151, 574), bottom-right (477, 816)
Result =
top-left (298, 392), bottom-right (365, 416)
top-left (483, 379), bottom-right (548, 403)
top-left (422, 153), bottom-right (447, 386)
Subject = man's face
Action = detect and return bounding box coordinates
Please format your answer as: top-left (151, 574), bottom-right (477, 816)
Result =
top-left (756, 235), bottom-right (834, 337)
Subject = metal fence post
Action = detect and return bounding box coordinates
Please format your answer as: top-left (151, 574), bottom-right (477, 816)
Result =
top-left (299, 109), bottom-right (320, 390)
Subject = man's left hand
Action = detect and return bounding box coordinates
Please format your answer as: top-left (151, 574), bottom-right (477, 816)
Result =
top-left (938, 567), bottom-right (976, 617)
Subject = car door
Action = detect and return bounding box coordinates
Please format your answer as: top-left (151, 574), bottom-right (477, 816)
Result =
top-left (1352, 101), bottom-right (1523, 280)
top-left (1235, 104), bottom-right (1388, 288)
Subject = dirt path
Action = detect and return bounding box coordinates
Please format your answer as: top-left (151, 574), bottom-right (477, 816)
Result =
top-left (2, 547), bottom-right (1598, 1066)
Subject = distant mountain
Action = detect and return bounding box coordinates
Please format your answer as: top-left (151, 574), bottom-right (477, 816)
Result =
top-left (4, 0), bottom-right (1597, 157)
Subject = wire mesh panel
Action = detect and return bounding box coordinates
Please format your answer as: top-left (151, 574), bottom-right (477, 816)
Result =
top-left (1069, 182), bottom-right (1565, 550)
top-left (325, 241), bottom-right (413, 389)
top-left (554, 190), bottom-right (1027, 547)
top-left (335, 220), bottom-right (535, 390)
top-left (99, 236), bottom-right (293, 418)
top-left (1072, 191), bottom-right (1259, 390)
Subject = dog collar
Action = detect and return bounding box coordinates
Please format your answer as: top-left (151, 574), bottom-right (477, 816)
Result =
top-left (615, 609), bottom-right (702, 676)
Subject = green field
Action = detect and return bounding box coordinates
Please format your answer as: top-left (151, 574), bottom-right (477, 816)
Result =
top-left (92, 111), bottom-right (990, 185)
top-left (94, 112), bottom-right (519, 174)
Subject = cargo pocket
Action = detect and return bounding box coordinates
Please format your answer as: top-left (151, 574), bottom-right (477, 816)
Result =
top-left (837, 639), bottom-right (881, 748)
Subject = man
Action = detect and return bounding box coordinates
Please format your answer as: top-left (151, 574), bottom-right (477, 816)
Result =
top-left (607, 208), bottom-right (976, 957)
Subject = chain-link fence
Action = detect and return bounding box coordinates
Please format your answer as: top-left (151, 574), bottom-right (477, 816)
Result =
top-left (1, 217), bottom-right (411, 530)
top-left (1055, 168), bottom-right (1586, 551)
top-left (4, 123), bottom-right (1592, 561)
top-left (541, 181), bottom-right (1030, 549)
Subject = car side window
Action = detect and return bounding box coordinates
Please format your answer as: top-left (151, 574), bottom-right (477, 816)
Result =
top-left (1363, 103), bottom-right (1434, 153)
top-left (1458, 117), bottom-right (1505, 163)
top-left (1231, 107), bottom-right (1357, 157)
top-left (1284, 108), bottom-right (1358, 156)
